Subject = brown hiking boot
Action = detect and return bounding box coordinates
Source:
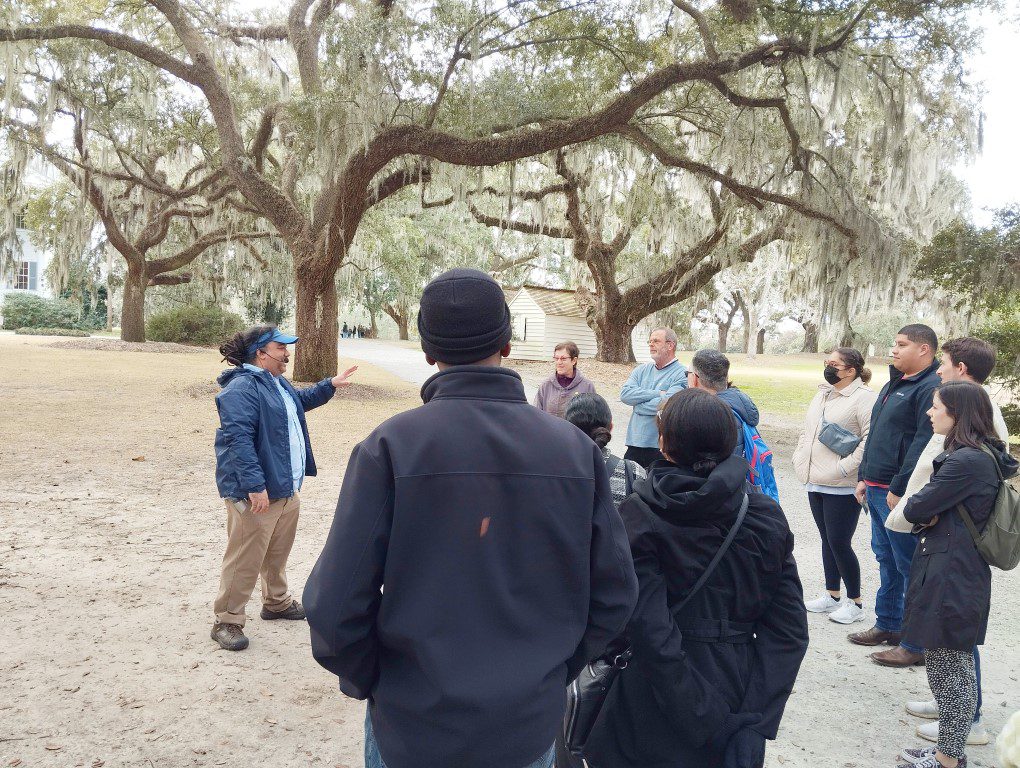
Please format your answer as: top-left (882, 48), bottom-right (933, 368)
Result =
top-left (847, 625), bottom-right (901, 646)
top-left (260, 600), bottom-right (306, 621)
top-left (871, 647), bottom-right (925, 667)
top-left (211, 622), bottom-right (249, 651)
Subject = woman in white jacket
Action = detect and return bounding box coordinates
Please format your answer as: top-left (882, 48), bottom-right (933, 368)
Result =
top-left (794, 348), bottom-right (877, 625)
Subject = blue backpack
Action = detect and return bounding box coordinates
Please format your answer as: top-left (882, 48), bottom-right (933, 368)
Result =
top-left (732, 409), bottom-right (780, 502)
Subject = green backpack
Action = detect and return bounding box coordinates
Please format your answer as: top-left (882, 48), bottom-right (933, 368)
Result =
top-left (956, 444), bottom-right (1020, 571)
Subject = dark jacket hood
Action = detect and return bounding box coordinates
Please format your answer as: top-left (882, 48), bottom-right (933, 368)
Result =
top-left (217, 365), bottom-right (258, 387)
top-left (635, 455), bottom-right (749, 524)
top-left (983, 440), bottom-right (1018, 480)
top-left (718, 386), bottom-right (760, 427)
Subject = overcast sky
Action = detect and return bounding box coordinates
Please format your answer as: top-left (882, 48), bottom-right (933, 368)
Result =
top-left (955, 3), bottom-right (1020, 225)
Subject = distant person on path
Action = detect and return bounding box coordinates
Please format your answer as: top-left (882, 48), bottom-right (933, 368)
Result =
top-left (534, 341), bottom-right (597, 418)
top-left (899, 337), bottom-right (1010, 748)
top-left (210, 325), bottom-right (357, 651)
top-left (687, 349), bottom-right (762, 454)
top-left (794, 348), bottom-right (876, 625)
top-left (342, 322), bottom-right (350, 338)
top-left (303, 268), bottom-right (638, 768)
top-left (620, 328), bottom-right (687, 468)
top-left (582, 389), bottom-right (809, 768)
top-left (565, 393), bottom-right (646, 507)
top-left (850, 324), bottom-right (940, 668)
top-left (895, 382), bottom-right (1017, 768)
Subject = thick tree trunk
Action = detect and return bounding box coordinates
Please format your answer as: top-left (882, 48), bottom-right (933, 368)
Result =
top-left (383, 304), bottom-right (410, 341)
top-left (293, 265), bottom-right (339, 382)
top-left (756, 327), bottom-right (766, 355)
top-left (120, 265), bottom-right (147, 342)
top-left (593, 312), bottom-right (636, 363)
top-left (717, 322), bottom-right (731, 352)
top-left (368, 310), bottom-right (379, 339)
top-left (839, 321), bottom-right (856, 349)
top-left (800, 321), bottom-right (819, 353)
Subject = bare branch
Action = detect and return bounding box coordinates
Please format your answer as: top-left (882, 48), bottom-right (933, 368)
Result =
top-left (669, 0), bottom-right (719, 61)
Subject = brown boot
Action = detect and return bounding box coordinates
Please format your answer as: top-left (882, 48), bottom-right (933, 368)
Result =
top-left (211, 622), bottom-right (249, 651)
top-left (871, 647), bottom-right (925, 667)
top-left (848, 625), bottom-right (902, 646)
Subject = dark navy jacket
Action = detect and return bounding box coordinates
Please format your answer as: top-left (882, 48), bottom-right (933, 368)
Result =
top-left (902, 442), bottom-right (1018, 651)
top-left (214, 366), bottom-right (336, 500)
top-left (585, 457), bottom-right (808, 768)
top-left (303, 366), bottom-right (638, 768)
top-left (858, 361), bottom-right (940, 496)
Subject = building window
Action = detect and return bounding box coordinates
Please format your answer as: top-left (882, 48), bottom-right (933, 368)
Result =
top-left (512, 314), bottom-right (527, 342)
top-left (14, 210), bottom-right (27, 230)
top-left (14, 261), bottom-right (38, 291)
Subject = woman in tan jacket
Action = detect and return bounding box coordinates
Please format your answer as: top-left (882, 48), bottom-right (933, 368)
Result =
top-left (793, 347), bottom-right (877, 625)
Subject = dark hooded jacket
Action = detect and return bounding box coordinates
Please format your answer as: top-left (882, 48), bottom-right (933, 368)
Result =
top-left (303, 366), bottom-right (638, 768)
top-left (584, 456), bottom-right (808, 768)
top-left (901, 440), bottom-right (1019, 651)
top-left (213, 366), bottom-right (336, 500)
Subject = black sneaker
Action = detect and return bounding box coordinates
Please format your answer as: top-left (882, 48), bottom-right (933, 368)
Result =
top-left (260, 600), bottom-right (306, 621)
top-left (211, 622), bottom-right (249, 651)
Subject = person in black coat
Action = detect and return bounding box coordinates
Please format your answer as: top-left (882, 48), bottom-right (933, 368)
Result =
top-left (583, 388), bottom-right (809, 768)
top-left (896, 382), bottom-right (1018, 768)
top-left (303, 269), bottom-right (638, 768)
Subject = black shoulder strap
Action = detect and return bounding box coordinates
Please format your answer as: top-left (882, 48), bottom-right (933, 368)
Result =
top-left (675, 493), bottom-right (749, 614)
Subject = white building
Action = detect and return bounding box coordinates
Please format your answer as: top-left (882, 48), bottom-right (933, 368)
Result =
top-left (507, 285), bottom-right (654, 362)
top-left (1, 212), bottom-right (54, 305)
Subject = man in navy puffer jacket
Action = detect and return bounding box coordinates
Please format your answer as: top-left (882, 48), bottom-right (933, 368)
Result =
top-left (211, 325), bottom-right (356, 651)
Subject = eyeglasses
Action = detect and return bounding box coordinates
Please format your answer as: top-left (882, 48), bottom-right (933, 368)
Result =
top-left (553, 355), bottom-right (573, 362)
top-left (823, 361), bottom-right (847, 369)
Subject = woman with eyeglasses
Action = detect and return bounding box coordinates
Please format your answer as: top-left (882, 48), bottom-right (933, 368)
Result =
top-left (534, 340), bottom-right (596, 418)
top-left (793, 347), bottom-right (877, 625)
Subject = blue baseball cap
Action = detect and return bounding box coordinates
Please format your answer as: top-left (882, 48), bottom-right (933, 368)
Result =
top-left (246, 328), bottom-right (299, 359)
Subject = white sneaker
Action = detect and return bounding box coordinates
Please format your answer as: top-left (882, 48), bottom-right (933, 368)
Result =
top-left (805, 594), bottom-right (841, 613)
top-left (916, 719), bottom-right (991, 746)
top-left (829, 601), bottom-right (866, 624)
top-left (906, 700), bottom-right (939, 719)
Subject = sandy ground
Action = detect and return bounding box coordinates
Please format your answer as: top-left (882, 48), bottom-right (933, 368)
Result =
top-left (1, 334), bottom-right (1017, 768)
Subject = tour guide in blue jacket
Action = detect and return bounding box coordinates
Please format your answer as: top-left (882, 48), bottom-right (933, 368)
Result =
top-left (211, 325), bottom-right (356, 652)
top-left (303, 269), bottom-right (638, 768)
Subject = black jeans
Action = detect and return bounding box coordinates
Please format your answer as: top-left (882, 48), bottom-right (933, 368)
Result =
top-left (807, 491), bottom-right (862, 598)
top-left (624, 445), bottom-right (663, 469)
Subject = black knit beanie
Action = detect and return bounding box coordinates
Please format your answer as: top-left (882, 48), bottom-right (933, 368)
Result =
top-left (417, 268), bottom-right (512, 365)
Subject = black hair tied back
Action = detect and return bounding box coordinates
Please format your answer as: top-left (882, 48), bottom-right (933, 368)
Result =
top-left (220, 324), bottom-right (276, 367)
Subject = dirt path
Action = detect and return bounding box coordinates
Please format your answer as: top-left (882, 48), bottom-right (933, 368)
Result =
top-left (1, 335), bottom-right (1016, 767)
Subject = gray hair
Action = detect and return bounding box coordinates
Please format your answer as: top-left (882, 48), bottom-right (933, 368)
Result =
top-left (651, 327), bottom-right (678, 348)
top-left (691, 349), bottom-right (730, 392)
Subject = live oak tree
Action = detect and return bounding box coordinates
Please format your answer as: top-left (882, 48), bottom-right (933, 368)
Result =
top-left (3, 0), bottom-right (987, 376)
top-left (1, 54), bottom-right (271, 341)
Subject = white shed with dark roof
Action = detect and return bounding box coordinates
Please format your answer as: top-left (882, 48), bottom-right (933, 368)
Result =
top-left (506, 286), bottom-right (598, 361)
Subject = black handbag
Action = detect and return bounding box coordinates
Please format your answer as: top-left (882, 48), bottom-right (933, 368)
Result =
top-left (561, 493), bottom-right (749, 757)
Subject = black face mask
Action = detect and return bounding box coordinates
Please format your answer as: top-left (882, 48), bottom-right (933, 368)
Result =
top-left (823, 366), bottom-right (842, 385)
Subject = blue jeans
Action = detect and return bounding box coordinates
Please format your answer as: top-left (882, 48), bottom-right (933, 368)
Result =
top-left (866, 486), bottom-right (922, 653)
top-left (365, 711), bottom-right (555, 768)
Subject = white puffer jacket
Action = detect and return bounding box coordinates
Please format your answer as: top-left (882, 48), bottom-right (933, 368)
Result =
top-left (793, 377), bottom-right (877, 488)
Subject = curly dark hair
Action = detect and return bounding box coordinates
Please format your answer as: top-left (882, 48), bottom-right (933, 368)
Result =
top-left (219, 324), bottom-right (276, 366)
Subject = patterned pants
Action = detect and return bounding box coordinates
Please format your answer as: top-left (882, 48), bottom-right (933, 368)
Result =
top-left (925, 648), bottom-right (978, 760)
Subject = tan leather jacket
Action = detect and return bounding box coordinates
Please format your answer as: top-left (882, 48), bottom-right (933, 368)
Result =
top-left (793, 378), bottom-right (877, 488)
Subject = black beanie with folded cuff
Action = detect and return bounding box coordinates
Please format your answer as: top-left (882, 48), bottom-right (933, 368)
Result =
top-left (417, 268), bottom-right (513, 365)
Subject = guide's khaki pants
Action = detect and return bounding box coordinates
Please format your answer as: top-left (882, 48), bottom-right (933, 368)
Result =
top-left (213, 493), bottom-right (300, 626)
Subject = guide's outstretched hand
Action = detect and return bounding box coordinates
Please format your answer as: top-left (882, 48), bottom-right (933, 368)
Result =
top-left (331, 366), bottom-right (358, 388)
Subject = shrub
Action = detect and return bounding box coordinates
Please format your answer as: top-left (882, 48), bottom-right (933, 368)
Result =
top-left (976, 312), bottom-right (1020, 438)
top-left (15, 327), bottom-right (90, 337)
top-left (146, 305), bottom-right (245, 347)
top-left (2, 293), bottom-right (80, 330)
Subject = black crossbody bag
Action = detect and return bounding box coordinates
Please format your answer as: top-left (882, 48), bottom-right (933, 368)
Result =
top-left (562, 493), bottom-right (750, 757)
